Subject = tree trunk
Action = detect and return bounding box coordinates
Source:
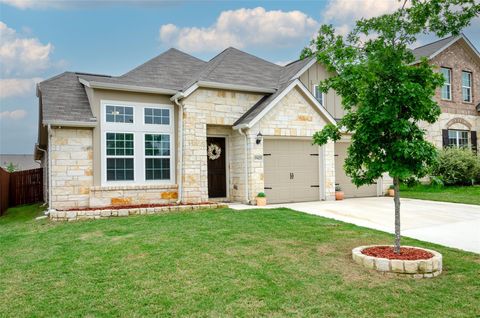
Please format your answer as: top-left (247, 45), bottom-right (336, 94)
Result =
top-left (393, 177), bottom-right (401, 254)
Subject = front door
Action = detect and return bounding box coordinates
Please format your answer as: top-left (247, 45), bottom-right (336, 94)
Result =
top-left (207, 137), bottom-right (227, 198)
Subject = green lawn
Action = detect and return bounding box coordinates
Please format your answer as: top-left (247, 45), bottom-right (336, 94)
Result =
top-left (400, 184), bottom-right (480, 205)
top-left (1, 204), bottom-right (479, 317)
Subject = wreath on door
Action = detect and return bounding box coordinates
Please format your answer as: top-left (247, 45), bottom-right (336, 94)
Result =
top-left (208, 143), bottom-right (222, 160)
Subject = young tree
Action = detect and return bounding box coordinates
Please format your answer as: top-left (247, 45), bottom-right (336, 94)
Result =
top-left (302, 0), bottom-right (479, 253)
top-left (6, 162), bottom-right (17, 173)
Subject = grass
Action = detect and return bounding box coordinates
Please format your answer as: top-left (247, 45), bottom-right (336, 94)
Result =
top-left (400, 184), bottom-right (480, 205)
top-left (1, 204), bottom-right (479, 317)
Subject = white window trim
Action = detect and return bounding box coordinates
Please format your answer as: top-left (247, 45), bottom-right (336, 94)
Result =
top-left (448, 129), bottom-right (469, 148)
top-left (312, 84), bottom-right (325, 106)
top-left (441, 67), bottom-right (452, 101)
top-left (100, 100), bottom-right (175, 186)
top-left (462, 71), bottom-right (472, 103)
top-left (105, 132), bottom-right (135, 182)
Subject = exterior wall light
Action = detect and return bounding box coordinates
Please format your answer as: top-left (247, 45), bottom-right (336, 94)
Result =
top-left (256, 132), bottom-right (263, 145)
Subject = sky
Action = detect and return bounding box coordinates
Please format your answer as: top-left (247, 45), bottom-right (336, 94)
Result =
top-left (0, 0), bottom-right (479, 154)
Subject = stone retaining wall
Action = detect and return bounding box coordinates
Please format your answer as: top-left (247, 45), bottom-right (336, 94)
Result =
top-left (352, 245), bottom-right (442, 278)
top-left (50, 203), bottom-right (227, 221)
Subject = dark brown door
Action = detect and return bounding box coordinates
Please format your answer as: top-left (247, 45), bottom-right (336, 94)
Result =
top-left (207, 137), bottom-right (227, 198)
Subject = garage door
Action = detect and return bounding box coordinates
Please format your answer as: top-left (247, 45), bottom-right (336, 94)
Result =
top-left (335, 142), bottom-right (378, 198)
top-left (264, 139), bottom-right (320, 204)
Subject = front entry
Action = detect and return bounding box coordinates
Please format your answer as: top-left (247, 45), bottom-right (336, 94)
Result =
top-left (207, 137), bottom-right (227, 198)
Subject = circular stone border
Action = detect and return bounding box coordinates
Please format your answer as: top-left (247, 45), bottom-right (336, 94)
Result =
top-left (352, 245), bottom-right (442, 278)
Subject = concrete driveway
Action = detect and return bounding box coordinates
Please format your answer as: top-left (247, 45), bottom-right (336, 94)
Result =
top-left (229, 197), bottom-right (480, 253)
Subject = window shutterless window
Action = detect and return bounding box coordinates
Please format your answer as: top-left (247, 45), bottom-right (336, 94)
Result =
top-left (448, 129), bottom-right (469, 148)
top-left (106, 133), bottom-right (134, 181)
top-left (145, 134), bottom-right (171, 180)
top-left (144, 108), bottom-right (170, 125)
top-left (462, 71), bottom-right (472, 102)
top-left (105, 105), bottom-right (134, 123)
top-left (313, 85), bottom-right (324, 105)
top-left (101, 101), bottom-right (174, 186)
top-left (440, 67), bottom-right (451, 100)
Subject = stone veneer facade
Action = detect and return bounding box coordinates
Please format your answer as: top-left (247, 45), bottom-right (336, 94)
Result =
top-left (420, 40), bottom-right (480, 148)
top-left (49, 128), bottom-right (178, 211)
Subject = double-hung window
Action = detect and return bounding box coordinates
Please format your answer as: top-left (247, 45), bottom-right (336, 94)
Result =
top-left (462, 71), bottom-right (472, 102)
top-left (102, 101), bottom-right (174, 185)
top-left (313, 84), bottom-right (324, 105)
top-left (440, 67), bottom-right (452, 100)
top-left (448, 129), bottom-right (469, 148)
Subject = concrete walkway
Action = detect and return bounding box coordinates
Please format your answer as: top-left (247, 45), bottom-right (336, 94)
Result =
top-left (229, 197), bottom-right (480, 254)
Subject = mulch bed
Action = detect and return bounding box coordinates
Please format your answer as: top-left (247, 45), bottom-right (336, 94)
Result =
top-left (362, 246), bottom-right (434, 260)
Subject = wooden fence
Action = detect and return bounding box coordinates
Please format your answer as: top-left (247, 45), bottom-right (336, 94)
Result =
top-left (0, 168), bottom-right (43, 215)
top-left (0, 168), bottom-right (9, 215)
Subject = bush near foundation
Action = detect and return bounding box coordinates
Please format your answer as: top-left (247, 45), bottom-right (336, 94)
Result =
top-left (432, 148), bottom-right (480, 186)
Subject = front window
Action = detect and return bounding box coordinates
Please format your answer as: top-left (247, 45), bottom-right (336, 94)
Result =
top-left (462, 71), bottom-right (472, 102)
top-left (145, 108), bottom-right (170, 125)
top-left (106, 133), bottom-right (134, 181)
top-left (145, 134), bottom-right (171, 180)
top-left (440, 67), bottom-right (451, 100)
top-left (448, 130), bottom-right (469, 148)
top-left (313, 85), bottom-right (324, 105)
top-left (102, 102), bottom-right (174, 185)
top-left (106, 105), bottom-right (134, 123)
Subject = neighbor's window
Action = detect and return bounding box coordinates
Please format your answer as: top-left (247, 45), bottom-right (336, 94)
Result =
top-left (145, 134), bottom-right (171, 180)
top-left (144, 108), bottom-right (170, 125)
top-left (462, 71), bottom-right (472, 102)
top-left (106, 105), bottom-right (134, 123)
top-left (313, 85), bottom-right (324, 105)
top-left (440, 67), bottom-right (452, 100)
top-left (106, 133), bottom-right (134, 181)
top-left (448, 129), bottom-right (469, 148)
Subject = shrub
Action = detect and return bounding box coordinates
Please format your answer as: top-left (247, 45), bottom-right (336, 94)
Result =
top-left (257, 192), bottom-right (266, 198)
top-left (429, 176), bottom-right (444, 188)
top-left (431, 148), bottom-right (480, 186)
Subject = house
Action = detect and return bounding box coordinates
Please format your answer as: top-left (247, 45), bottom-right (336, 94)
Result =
top-left (0, 154), bottom-right (40, 171)
top-left (35, 46), bottom-right (391, 212)
top-left (412, 34), bottom-right (480, 151)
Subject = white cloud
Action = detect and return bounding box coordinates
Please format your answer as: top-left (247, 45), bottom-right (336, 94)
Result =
top-left (159, 7), bottom-right (318, 53)
top-left (0, 77), bottom-right (42, 98)
top-left (323, 0), bottom-right (407, 35)
top-left (0, 109), bottom-right (27, 120)
top-left (0, 21), bottom-right (53, 76)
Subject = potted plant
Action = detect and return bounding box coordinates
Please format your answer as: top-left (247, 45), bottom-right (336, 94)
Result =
top-left (256, 192), bottom-right (267, 206)
top-left (335, 185), bottom-right (344, 200)
top-left (387, 185), bottom-right (395, 197)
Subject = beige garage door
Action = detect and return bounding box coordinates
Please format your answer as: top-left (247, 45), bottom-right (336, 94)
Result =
top-left (264, 139), bottom-right (320, 204)
top-left (335, 142), bottom-right (378, 198)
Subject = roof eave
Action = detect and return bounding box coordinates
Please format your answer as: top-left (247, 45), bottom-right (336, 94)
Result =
top-left (171, 81), bottom-right (276, 101)
top-left (289, 58), bottom-right (316, 81)
top-left (42, 120), bottom-right (98, 128)
top-left (79, 78), bottom-right (178, 95)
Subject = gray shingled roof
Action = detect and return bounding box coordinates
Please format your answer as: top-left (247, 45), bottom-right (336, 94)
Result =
top-left (38, 48), bottom-right (317, 126)
top-left (79, 48), bottom-right (206, 91)
top-left (182, 47), bottom-right (283, 91)
top-left (38, 72), bottom-right (99, 124)
top-left (411, 35), bottom-right (457, 62)
top-left (279, 57), bottom-right (314, 84)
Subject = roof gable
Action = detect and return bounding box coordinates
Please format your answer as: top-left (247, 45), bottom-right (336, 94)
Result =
top-left (411, 34), bottom-right (480, 63)
top-left (38, 72), bottom-right (96, 125)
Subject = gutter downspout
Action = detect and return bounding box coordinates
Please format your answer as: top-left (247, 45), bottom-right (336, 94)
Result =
top-left (35, 145), bottom-right (48, 206)
top-left (238, 128), bottom-right (249, 204)
top-left (47, 124), bottom-right (53, 213)
top-left (173, 97), bottom-right (184, 204)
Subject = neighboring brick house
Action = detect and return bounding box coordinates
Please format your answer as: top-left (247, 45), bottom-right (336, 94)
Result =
top-left (412, 34), bottom-right (479, 152)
